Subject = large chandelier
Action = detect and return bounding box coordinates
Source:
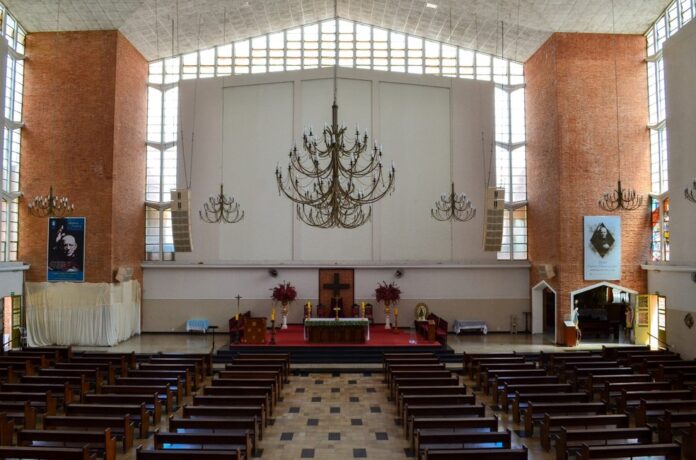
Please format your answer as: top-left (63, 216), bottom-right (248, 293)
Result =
top-left (27, 185), bottom-right (74, 218)
top-left (431, 182), bottom-right (476, 222)
top-left (275, 7), bottom-right (395, 229)
top-left (200, 184), bottom-right (244, 223)
top-left (598, 0), bottom-right (642, 212)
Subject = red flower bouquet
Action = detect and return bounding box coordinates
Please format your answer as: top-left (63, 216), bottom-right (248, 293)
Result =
top-left (271, 281), bottom-right (297, 304)
top-left (375, 281), bottom-right (401, 305)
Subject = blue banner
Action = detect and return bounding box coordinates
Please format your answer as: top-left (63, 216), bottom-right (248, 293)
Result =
top-left (584, 216), bottom-right (621, 281)
top-left (47, 217), bottom-right (85, 282)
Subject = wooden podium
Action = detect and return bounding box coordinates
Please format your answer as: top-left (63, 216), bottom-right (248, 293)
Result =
top-left (242, 317), bottom-right (267, 344)
top-left (563, 320), bottom-right (577, 347)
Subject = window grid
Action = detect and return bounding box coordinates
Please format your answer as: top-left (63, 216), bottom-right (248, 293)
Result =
top-left (145, 18), bottom-right (527, 260)
top-left (0, 3), bottom-right (25, 262)
top-left (645, 0), bottom-right (694, 261)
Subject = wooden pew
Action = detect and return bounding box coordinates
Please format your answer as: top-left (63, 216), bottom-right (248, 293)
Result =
top-left (224, 364), bottom-right (287, 385)
top-left (76, 352), bottom-right (136, 369)
top-left (423, 446), bottom-right (528, 460)
top-left (560, 361), bottom-right (621, 381)
top-left (202, 385), bottom-right (276, 409)
top-left (0, 354), bottom-right (49, 370)
top-left (137, 363), bottom-right (201, 389)
top-left (578, 442), bottom-right (680, 460)
top-left (215, 370), bottom-right (283, 391)
top-left (135, 445), bottom-right (241, 459)
top-left (22, 346), bottom-right (73, 361)
top-left (396, 386), bottom-right (468, 415)
top-left (211, 378), bottom-right (279, 403)
top-left (584, 373), bottom-right (653, 395)
top-left (470, 357), bottom-right (527, 380)
top-left (405, 404), bottom-right (486, 439)
top-left (158, 352), bottom-right (214, 377)
top-left (656, 363), bottom-right (696, 381)
top-left (390, 370), bottom-right (454, 394)
top-left (547, 354), bottom-right (604, 372)
top-left (416, 429), bottom-right (512, 459)
top-left (192, 394), bottom-right (270, 418)
top-left (100, 384), bottom-right (175, 414)
top-left (230, 358), bottom-right (290, 382)
top-left (400, 394), bottom-right (476, 418)
top-left (512, 391), bottom-right (590, 423)
top-left (385, 358), bottom-right (442, 376)
top-left (0, 445), bottom-right (97, 459)
top-left (0, 400), bottom-right (37, 429)
top-left (153, 428), bottom-right (252, 457)
top-left (499, 383), bottom-right (572, 412)
top-left (676, 372), bottom-right (696, 389)
top-left (523, 402), bottom-right (606, 436)
top-left (600, 380), bottom-right (671, 405)
top-left (17, 427), bottom-right (117, 460)
top-left (553, 427), bottom-right (653, 460)
top-left (478, 363), bottom-right (538, 389)
top-left (385, 363), bottom-right (447, 384)
top-left (116, 377), bottom-right (184, 404)
top-left (635, 399), bottom-right (696, 427)
top-left (54, 362), bottom-right (116, 386)
top-left (491, 376), bottom-right (559, 404)
top-left (65, 402), bottom-right (150, 438)
top-left (616, 388), bottom-right (695, 413)
top-left (182, 404), bottom-right (266, 428)
top-left (0, 390), bottom-right (57, 415)
top-left (540, 351), bottom-right (593, 367)
top-left (168, 415), bottom-right (261, 443)
top-left (391, 377), bottom-right (460, 399)
top-left (117, 374), bottom-right (188, 399)
top-left (83, 393), bottom-right (163, 424)
top-left (656, 410), bottom-right (696, 442)
top-left (148, 358), bottom-right (206, 381)
top-left (684, 422), bottom-right (696, 460)
top-left (0, 366), bottom-right (17, 383)
top-left (21, 374), bottom-right (89, 401)
top-left (43, 414), bottom-right (135, 449)
top-left (408, 416), bottom-right (499, 446)
top-left (70, 356), bottom-right (129, 377)
top-left (539, 413), bottom-right (629, 451)
top-left (484, 369), bottom-right (548, 395)
top-left (567, 367), bottom-right (633, 391)
top-left (601, 345), bottom-right (649, 359)
top-left (463, 352), bottom-right (517, 371)
top-left (0, 412), bottom-right (13, 445)
top-left (38, 368), bottom-right (105, 392)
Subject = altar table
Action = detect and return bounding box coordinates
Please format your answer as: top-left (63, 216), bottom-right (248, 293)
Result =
top-left (304, 318), bottom-right (370, 343)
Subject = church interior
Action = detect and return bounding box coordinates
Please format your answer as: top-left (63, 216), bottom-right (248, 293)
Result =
top-left (0, 0), bottom-right (694, 458)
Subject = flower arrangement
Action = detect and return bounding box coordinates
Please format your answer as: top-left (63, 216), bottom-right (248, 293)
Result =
top-left (375, 281), bottom-right (401, 305)
top-left (271, 281), bottom-right (297, 304)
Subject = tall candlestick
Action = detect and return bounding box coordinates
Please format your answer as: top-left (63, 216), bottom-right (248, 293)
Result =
top-left (271, 308), bottom-right (276, 321)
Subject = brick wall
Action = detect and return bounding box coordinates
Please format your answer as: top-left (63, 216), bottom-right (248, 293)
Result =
top-left (19, 30), bottom-right (146, 284)
top-left (526, 33), bottom-right (650, 343)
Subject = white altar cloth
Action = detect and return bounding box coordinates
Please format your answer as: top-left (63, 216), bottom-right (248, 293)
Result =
top-left (25, 280), bottom-right (141, 347)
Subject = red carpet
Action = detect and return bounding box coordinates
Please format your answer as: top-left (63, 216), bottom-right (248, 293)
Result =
top-left (232, 324), bottom-right (440, 348)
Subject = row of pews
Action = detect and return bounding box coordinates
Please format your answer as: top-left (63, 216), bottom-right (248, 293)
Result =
top-left (0, 346), bottom-right (291, 459)
top-left (466, 345), bottom-right (696, 460)
top-left (384, 352), bottom-right (528, 460)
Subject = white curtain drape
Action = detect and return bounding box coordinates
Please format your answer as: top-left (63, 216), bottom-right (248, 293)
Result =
top-left (25, 281), bottom-right (141, 347)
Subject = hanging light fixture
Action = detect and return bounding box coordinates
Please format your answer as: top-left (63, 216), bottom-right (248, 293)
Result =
top-left (430, 2), bottom-right (475, 223)
top-left (275, 0), bottom-right (395, 229)
top-left (598, 0), bottom-right (643, 212)
top-left (27, 0), bottom-right (74, 218)
top-left (685, 178), bottom-right (696, 203)
top-left (199, 8), bottom-right (244, 224)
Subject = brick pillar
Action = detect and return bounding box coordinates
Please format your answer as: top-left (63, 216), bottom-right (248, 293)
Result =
top-left (526, 33), bottom-right (650, 344)
top-left (19, 31), bottom-right (147, 284)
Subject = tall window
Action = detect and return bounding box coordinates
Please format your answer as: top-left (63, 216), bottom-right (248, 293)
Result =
top-left (0, 5), bottom-right (25, 262)
top-left (645, 0), bottom-right (695, 261)
top-left (146, 19), bottom-right (527, 260)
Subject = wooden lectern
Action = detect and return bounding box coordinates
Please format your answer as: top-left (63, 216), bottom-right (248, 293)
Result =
top-left (242, 317), bottom-right (267, 344)
top-left (563, 320), bottom-right (577, 347)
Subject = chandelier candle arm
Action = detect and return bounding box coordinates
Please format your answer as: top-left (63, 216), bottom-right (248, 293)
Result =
top-left (199, 183), bottom-right (244, 224)
top-left (685, 178), bottom-right (696, 204)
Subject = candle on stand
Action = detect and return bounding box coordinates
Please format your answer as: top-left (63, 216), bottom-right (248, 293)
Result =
top-left (235, 313), bottom-right (239, 321)
top-left (271, 308), bottom-right (276, 321)
top-left (394, 307), bottom-right (399, 316)
top-left (360, 301), bottom-right (365, 317)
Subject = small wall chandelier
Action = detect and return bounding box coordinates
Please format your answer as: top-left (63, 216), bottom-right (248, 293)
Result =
top-left (685, 178), bottom-right (696, 203)
top-left (200, 184), bottom-right (244, 223)
top-left (598, 0), bottom-right (642, 212)
top-left (275, 1), bottom-right (395, 229)
top-left (431, 182), bottom-right (476, 222)
top-left (27, 185), bottom-right (74, 218)
top-left (27, 0), bottom-right (74, 218)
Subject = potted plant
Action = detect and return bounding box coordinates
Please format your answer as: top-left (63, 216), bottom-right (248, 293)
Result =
top-left (271, 281), bottom-right (297, 329)
top-left (375, 281), bottom-right (401, 329)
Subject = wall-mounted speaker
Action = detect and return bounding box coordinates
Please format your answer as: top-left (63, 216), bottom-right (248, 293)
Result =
top-left (269, 268), bottom-right (278, 278)
top-left (170, 189), bottom-right (193, 253)
top-left (536, 264), bottom-right (556, 279)
top-left (483, 186), bottom-right (505, 251)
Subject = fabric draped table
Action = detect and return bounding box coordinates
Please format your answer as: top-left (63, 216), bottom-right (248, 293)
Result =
top-left (304, 318), bottom-right (370, 342)
top-left (25, 280), bottom-right (141, 347)
top-left (453, 319), bottom-right (488, 335)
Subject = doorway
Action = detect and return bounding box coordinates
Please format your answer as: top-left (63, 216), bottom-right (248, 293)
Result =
top-left (570, 282), bottom-right (637, 344)
top-left (531, 280), bottom-right (557, 341)
top-left (543, 288), bottom-right (556, 336)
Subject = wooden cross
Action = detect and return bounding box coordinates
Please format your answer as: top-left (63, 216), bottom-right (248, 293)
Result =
top-left (323, 273), bottom-right (350, 297)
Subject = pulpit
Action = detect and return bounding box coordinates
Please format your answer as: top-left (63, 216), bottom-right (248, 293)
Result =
top-left (242, 317), bottom-right (267, 344)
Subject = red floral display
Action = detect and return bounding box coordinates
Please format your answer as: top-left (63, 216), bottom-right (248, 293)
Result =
top-left (375, 281), bottom-right (401, 304)
top-left (271, 281), bottom-right (297, 304)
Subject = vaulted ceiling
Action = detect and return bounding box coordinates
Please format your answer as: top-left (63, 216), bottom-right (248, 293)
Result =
top-left (5, 0), bottom-right (671, 62)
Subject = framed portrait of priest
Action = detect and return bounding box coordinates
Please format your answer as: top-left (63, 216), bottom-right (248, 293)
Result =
top-left (584, 216), bottom-right (620, 280)
top-left (47, 217), bottom-right (85, 282)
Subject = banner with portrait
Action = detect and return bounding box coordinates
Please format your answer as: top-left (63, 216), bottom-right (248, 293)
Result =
top-left (47, 217), bottom-right (85, 282)
top-left (584, 216), bottom-right (621, 280)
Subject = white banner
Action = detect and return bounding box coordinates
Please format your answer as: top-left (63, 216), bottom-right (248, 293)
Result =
top-left (584, 216), bottom-right (621, 280)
